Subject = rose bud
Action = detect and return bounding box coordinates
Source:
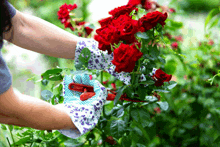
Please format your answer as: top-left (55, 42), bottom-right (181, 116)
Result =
top-left (171, 42), bottom-right (178, 49)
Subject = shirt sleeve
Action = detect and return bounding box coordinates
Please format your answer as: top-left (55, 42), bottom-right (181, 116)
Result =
top-left (0, 1), bottom-right (16, 95)
top-left (4, 0), bottom-right (17, 18)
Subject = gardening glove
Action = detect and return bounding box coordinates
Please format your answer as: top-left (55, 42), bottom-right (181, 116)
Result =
top-left (75, 37), bottom-right (156, 85)
top-left (57, 73), bottom-right (107, 139)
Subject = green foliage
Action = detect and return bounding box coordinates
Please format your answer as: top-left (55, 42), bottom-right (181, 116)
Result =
top-left (205, 6), bottom-right (220, 30)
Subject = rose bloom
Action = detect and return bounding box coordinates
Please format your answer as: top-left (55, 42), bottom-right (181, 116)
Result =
top-left (98, 17), bottom-right (113, 27)
top-left (85, 27), bottom-right (93, 36)
top-left (208, 39), bottom-right (214, 45)
top-left (112, 43), bottom-right (143, 73)
top-left (112, 14), bottom-right (139, 44)
top-left (171, 42), bottom-right (178, 49)
top-left (127, 0), bottom-right (141, 6)
top-left (174, 35), bottom-right (183, 42)
top-left (152, 69), bottom-right (172, 87)
top-left (169, 8), bottom-right (176, 13)
top-left (109, 4), bottom-right (137, 18)
top-left (139, 11), bottom-right (168, 32)
top-left (94, 25), bottom-right (120, 54)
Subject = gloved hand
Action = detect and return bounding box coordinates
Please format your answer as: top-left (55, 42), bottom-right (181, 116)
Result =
top-left (57, 73), bottom-right (107, 139)
top-left (75, 37), bottom-right (156, 85)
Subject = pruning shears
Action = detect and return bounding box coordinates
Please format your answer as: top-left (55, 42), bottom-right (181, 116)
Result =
top-left (68, 82), bottom-right (147, 102)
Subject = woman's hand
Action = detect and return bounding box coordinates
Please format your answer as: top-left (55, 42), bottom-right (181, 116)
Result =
top-left (57, 74), bottom-right (108, 139)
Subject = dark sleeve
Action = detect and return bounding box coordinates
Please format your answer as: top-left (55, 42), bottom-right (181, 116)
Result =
top-left (0, 1), bottom-right (16, 95)
top-left (4, 0), bottom-right (16, 18)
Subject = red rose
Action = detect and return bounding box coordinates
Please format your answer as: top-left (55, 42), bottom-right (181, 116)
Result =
top-left (127, 0), bottom-right (141, 6)
top-left (76, 21), bottom-right (86, 26)
top-left (64, 20), bottom-right (74, 31)
top-left (174, 35), bottom-right (183, 42)
top-left (85, 27), bottom-right (93, 36)
top-left (208, 39), bottom-right (214, 45)
top-left (109, 4), bottom-right (137, 18)
top-left (152, 69), bottom-right (172, 87)
top-left (112, 14), bottom-right (139, 44)
top-left (171, 42), bottom-right (178, 49)
top-left (95, 25), bottom-right (120, 54)
top-left (169, 8), bottom-right (176, 13)
top-left (98, 17), bottom-right (113, 27)
top-left (139, 11), bottom-right (168, 32)
top-left (58, 3), bottom-right (77, 20)
top-left (144, 1), bottom-right (152, 10)
top-left (112, 43), bottom-right (143, 73)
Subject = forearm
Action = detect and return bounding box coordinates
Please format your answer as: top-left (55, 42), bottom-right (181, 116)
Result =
top-left (10, 10), bottom-right (79, 60)
top-left (0, 87), bottom-right (76, 130)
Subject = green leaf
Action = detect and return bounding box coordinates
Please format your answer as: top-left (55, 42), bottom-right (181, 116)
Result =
top-left (205, 7), bottom-right (220, 29)
top-left (154, 89), bottom-right (170, 93)
top-left (145, 96), bottom-right (158, 102)
top-left (149, 45), bottom-right (160, 58)
top-left (41, 90), bottom-right (54, 100)
top-left (131, 108), bottom-right (150, 127)
top-left (112, 107), bottom-right (124, 118)
top-left (110, 120), bottom-right (126, 139)
top-left (156, 101), bottom-right (169, 111)
top-left (209, 18), bottom-right (219, 29)
top-left (11, 137), bottom-right (32, 146)
top-left (167, 81), bottom-right (178, 89)
top-left (138, 85), bottom-right (147, 100)
top-left (114, 86), bottom-right (126, 106)
top-left (8, 125), bottom-right (13, 132)
top-left (1, 124), bottom-right (7, 130)
top-left (41, 68), bottom-right (63, 81)
top-left (41, 79), bottom-right (49, 86)
top-left (79, 48), bottom-right (91, 63)
top-left (136, 32), bottom-right (149, 39)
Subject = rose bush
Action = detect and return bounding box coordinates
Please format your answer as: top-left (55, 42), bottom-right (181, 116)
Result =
top-left (3, 2), bottom-right (220, 147)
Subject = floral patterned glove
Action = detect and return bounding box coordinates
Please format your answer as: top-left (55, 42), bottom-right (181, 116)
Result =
top-left (75, 37), bottom-right (155, 85)
top-left (57, 74), bottom-right (107, 139)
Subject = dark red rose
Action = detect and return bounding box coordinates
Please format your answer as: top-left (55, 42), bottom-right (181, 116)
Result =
top-left (98, 17), bottom-right (113, 27)
top-left (127, 0), bottom-right (141, 6)
top-left (112, 14), bottom-right (139, 44)
top-left (144, 1), bottom-right (152, 10)
top-left (139, 11), bottom-right (168, 32)
top-left (64, 20), bottom-right (74, 31)
top-left (169, 8), bottom-right (176, 13)
top-left (109, 4), bottom-right (137, 18)
top-left (76, 21), bottom-right (86, 26)
top-left (171, 42), bottom-right (178, 49)
top-left (95, 25), bottom-right (120, 54)
top-left (58, 8), bottom-right (70, 20)
top-left (152, 69), bottom-right (172, 87)
top-left (85, 27), bottom-right (93, 35)
top-left (67, 3), bottom-right (77, 10)
top-left (58, 3), bottom-right (77, 20)
top-left (112, 43), bottom-right (143, 73)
